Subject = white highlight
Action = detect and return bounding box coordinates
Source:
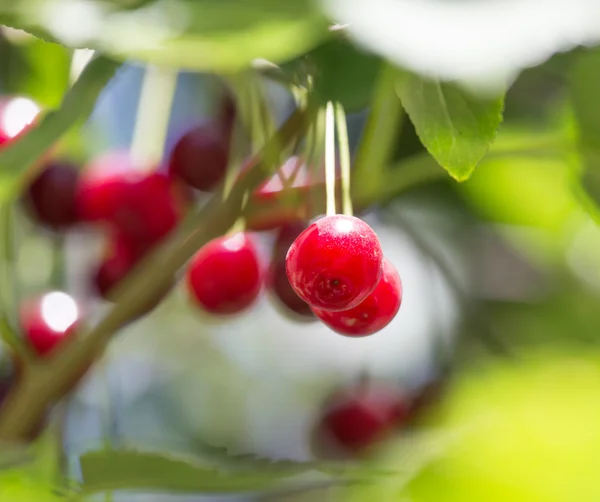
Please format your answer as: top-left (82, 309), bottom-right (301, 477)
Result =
top-left (1, 98), bottom-right (39, 138)
top-left (41, 292), bottom-right (78, 333)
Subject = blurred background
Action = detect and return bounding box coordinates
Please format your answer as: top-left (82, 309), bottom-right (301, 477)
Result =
top-left (2, 2), bottom-right (600, 501)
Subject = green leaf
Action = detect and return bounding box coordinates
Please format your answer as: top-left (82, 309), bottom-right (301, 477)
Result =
top-left (397, 73), bottom-right (505, 181)
top-left (0, 55), bottom-right (120, 203)
top-left (569, 48), bottom-right (600, 221)
top-left (0, 0), bottom-right (329, 72)
top-left (300, 38), bottom-right (382, 112)
top-left (79, 449), bottom-right (358, 494)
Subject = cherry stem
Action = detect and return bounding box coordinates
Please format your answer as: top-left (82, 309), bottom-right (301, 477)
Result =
top-left (324, 102), bottom-right (337, 217)
top-left (0, 105), bottom-right (315, 442)
top-left (130, 65), bottom-right (178, 169)
top-left (334, 102), bottom-right (353, 216)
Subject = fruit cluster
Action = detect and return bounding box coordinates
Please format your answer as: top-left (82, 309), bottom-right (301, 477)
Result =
top-left (0, 91), bottom-right (405, 446)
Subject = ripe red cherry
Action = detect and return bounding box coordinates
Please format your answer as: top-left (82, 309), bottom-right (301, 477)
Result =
top-left (77, 151), bottom-right (186, 244)
top-left (168, 122), bottom-right (231, 192)
top-left (187, 232), bottom-right (263, 315)
top-left (286, 215), bottom-right (383, 311)
top-left (313, 384), bottom-right (410, 457)
top-left (312, 258), bottom-right (402, 337)
top-left (23, 160), bottom-right (80, 229)
top-left (20, 292), bottom-right (80, 356)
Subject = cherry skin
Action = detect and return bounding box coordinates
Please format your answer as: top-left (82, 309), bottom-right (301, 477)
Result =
top-left (168, 122), bottom-right (231, 192)
top-left (0, 97), bottom-right (40, 147)
top-left (187, 232), bottom-right (263, 315)
top-left (23, 160), bottom-right (80, 229)
top-left (313, 384), bottom-right (410, 457)
top-left (20, 291), bottom-right (80, 357)
top-left (286, 215), bottom-right (383, 312)
top-left (312, 258), bottom-right (402, 337)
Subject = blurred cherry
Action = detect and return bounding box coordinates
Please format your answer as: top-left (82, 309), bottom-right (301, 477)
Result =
top-left (0, 97), bottom-right (40, 147)
top-left (77, 151), bottom-right (187, 245)
top-left (23, 160), bottom-right (80, 230)
top-left (20, 291), bottom-right (80, 357)
top-left (313, 383), bottom-right (410, 458)
top-left (93, 233), bottom-right (172, 320)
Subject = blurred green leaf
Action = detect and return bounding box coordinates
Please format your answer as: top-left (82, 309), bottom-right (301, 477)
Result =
top-left (0, 0), bottom-right (329, 72)
top-left (570, 48), bottom-right (600, 221)
top-left (0, 55), bottom-right (120, 202)
top-left (17, 38), bottom-right (70, 108)
top-left (80, 449), bottom-right (356, 494)
top-left (302, 38), bottom-right (382, 112)
top-left (397, 74), bottom-right (504, 181)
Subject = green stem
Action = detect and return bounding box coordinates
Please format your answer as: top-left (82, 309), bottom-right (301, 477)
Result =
top-left (352, 64), bottom-right (404, 197)
top-left (334, 102), bottom-right (352, 216)
top-left (324, 102), bottom-right (336, 216)
top-left (0, 105), bottom-right (315, 442)
top-left (130, 65), bottom-right (178, 168)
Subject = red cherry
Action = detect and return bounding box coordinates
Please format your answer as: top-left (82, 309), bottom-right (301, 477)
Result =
top-left (76, 151), bottom-right (138, 223)
top-left (286, 215), bottom-right (383, 311)
top-left (77, 151), bottom-right (186, 244)
top-left (312, 258), bottom-right (402, 337)
top-left (93, 234), bottom-right (171, 320)
top-left (0, 97), bottom-right (40, 148)
top-left (23, 160), bottom-right (80, 229)
top-left (314, 384), bottom-right (410, 456)
top-left (187, 232), bottom-right (263, 315)
top-left (273, 222), bottom-right (310, 259)
top-left (168, 122), bottom-right (230, 192)
top-left (20, 292), bottom-right (80, 357)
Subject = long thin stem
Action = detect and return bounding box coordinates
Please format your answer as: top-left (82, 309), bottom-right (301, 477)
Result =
top-left (324, 102), bottom-right (336, 216)
top-left (130, 66), bottom-right (178, 168)
top-left (0, 105), bottom-right (315, 441)
top-left (334, 102), bottom-right (352, 216)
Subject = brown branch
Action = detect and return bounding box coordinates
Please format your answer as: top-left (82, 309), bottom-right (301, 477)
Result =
top-left (0, 105), bottom-right (314, 442)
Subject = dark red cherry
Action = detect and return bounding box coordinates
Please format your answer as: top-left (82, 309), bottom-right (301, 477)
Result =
top-left (268, 260), bottom-right (314, 319)
top-left (23, 160), bottom-right (80, 229)
top-left (187, 232), bottom-right (263, 315)
top-left (314, 384), bottom-right (410, 457)
top-left (20, 292), bottom-right (80, 357)
top-left (273, 222), bottom-right (310, 259)
top-left (286, 215), bottom-right (383, 311)
top-left (312, 258), bottom-right (402, 337)
top-left (168, 122), bottom-right (230, 192)
top-left (93, 234), bottom-right (171, 320)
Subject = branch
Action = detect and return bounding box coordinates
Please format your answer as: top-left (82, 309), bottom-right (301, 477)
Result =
top-left (0, 105), bottom-right (314, 442)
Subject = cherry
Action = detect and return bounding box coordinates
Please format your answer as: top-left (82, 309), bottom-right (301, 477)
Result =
top-left (286, 215), bottom-right (383, 312)
top-left (313, 383), bottom-right (410, 457)
top-left (23, 160), bottom-right (80, 229)
top-left (20, 291), bottom-right (80, 357)
top-left (312, 258), bottom-right (402, 337)
top-left (267, 223), bottom-right (314, 319)
top-left (0, 97), bottom-right (40, 147)
top-left (77, 151), bottom-right (187, 244)
top-left (168, 122), bottom-right (231, 192)
top-left (92, 233), bottom-right (172, 320)
top-left (268, 260), bottom-right (314, 319)
top-left (187, 232), bottom-right (263, 315)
